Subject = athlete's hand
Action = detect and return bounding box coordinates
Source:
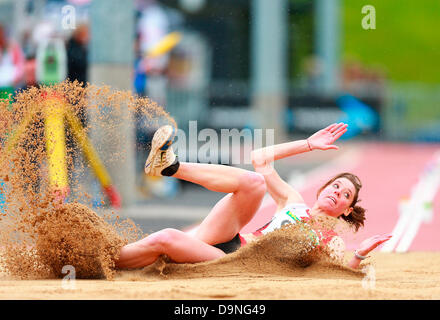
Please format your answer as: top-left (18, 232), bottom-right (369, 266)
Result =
top-left (357, 234), bottom-right (392, 257)
top-left (307, 123), bottom-right (348, 151)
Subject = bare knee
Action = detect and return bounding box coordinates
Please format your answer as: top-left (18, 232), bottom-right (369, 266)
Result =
top-left (238, 172), bottom-right (266, 196)
top-left (143, 228), bottom-right (181, 252)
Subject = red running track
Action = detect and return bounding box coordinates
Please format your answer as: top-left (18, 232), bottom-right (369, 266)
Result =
top-left (241, 142), bottom-right (440, 252)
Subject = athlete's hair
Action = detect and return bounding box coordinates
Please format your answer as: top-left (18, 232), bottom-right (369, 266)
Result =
top-left (317, 172), bottom-right (366, 232)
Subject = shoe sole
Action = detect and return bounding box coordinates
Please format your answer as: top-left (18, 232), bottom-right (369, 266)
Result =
top-left (144, 125), bottom-right (176, 174)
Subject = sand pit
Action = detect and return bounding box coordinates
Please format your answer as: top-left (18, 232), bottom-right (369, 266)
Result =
top-left (1, 195), bottom-right (437, 300)
top-left (0, 81), bottom-right (162, 279)
top-left (1, 82), bottom-right (438, 301)
top-left (0, 252), bottom-right (438, 299)
top-left (0, 201), bottom-right (438, 300)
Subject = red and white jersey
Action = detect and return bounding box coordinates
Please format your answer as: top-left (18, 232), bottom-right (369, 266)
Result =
top-left (256, 203), bottom-right (311, 235)
top-left (252, 203), bottom-right (339, 248)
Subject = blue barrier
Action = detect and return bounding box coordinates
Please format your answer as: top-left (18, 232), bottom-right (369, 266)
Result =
top-left (336, 94), bottom-right (380, 139)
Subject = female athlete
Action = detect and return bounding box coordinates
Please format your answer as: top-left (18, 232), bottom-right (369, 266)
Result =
top-left (116, 123), bottom-right (391, 270)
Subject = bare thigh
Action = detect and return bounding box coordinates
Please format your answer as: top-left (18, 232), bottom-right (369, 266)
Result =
top-left (193, 172), bottom-right (266, 245)
top-left (117, 228), bottom-right (226, 269)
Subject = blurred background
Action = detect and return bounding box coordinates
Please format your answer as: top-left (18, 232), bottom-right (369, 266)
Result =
top-left (0, 0), bottom-right (439, 252)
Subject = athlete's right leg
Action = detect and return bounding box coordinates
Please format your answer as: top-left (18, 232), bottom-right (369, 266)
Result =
top-left (116, 228), bottom-right (225, 269)
top-left (143, 125), bottom-right (266, 247)
top-left (173, 162), bottom-right (259, 193)
top-left (174, 162), bottom-right (266, 245)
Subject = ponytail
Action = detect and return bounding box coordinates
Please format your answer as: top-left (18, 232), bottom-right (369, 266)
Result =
top-left (340, 205), bottom-right (366, 232)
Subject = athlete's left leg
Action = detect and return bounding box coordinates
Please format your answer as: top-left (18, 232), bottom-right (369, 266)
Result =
top-left (116, 228), bottom-right (226, 269)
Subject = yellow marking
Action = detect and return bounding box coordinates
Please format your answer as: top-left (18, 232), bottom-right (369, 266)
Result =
top-left (0, 108), bottom-right (37, 167)
top-left (65, 109), bottom-right (112, 187)
top-left (146, 32), bottom-right (182, 58)
top-left (44, 99), bottom-right (68, 189)
top-left (285, 210), bottom-right (301, 223)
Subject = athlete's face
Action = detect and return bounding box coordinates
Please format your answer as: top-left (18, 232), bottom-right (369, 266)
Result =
top-left (316, 178), bottom-right (356, 217)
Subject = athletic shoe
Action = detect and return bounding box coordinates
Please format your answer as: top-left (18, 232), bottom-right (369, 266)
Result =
top-left (144, 125), bottom-right (180, 176)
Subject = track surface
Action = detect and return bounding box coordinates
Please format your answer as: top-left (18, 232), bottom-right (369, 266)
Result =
top-left (242, 142), bottom-right (440, 252)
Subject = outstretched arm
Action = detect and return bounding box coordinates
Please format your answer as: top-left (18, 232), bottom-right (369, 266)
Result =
top-left (251, 123), bottom-right (348, 164)
top-left (251, 123), bottom-right (348, 206)
top-left (347, 234), bottom-right (392, 269)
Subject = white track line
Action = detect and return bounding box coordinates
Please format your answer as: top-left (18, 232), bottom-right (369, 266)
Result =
top-left (381, 150), bottom-right (440, 253)
top-left (380, 200), bottom-right (411, 252)
top-left (395, 151), bottom-right (440, 252)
